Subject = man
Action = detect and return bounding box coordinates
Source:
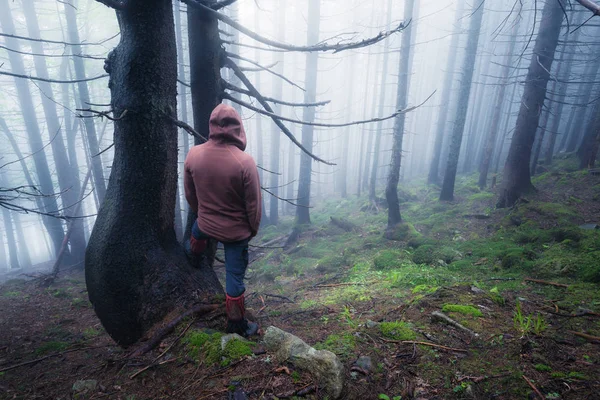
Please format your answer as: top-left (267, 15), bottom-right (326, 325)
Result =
top-left (184, 104), bottom-right (261, 337)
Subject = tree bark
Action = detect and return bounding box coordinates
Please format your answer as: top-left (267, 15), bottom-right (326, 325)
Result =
top-left (12, 212), bottom-right (31, 269)
top-left (295, 0), bottom-right (321, 225)
top-left (86, 0), bottom-right (223, 346)
top-left (0, 171), bottom-right (20, 271)
top-left (386, 0), bottom-right (416, 227)
top-left (497, 0), bottom-right (564, 208)
top-left (64, 1), bottom-right (106, 203)
top-left (0, 0), bottom-right (65, 258)
top-left (439, 0), bottom-right (486, 201)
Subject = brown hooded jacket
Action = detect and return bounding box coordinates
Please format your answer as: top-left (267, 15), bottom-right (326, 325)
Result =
top-left (184, 104), bottom-right (262, 242)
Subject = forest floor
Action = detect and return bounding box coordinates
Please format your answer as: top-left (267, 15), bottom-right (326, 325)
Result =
top-left (1, 155), bottom-right (600, 400)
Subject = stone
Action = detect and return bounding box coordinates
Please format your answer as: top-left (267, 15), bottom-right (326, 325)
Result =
top-left (263, 326), bottom-right (344, 399)
top-left (221, 333), bottom-right (247, 351)
top-left (579, 223), bottom-right (599, 230)
top-left (355, 356), bottom-right (372, 372)
top-left (366, 320), bottom-right (379, 329)
top-left (72, 380), bottom-right (98, 393)
top-left (471, 286), bottom-right (485, 294)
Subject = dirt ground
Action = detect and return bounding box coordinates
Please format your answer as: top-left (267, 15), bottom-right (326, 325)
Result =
top-left (1, 265), bottom-right (599, 400)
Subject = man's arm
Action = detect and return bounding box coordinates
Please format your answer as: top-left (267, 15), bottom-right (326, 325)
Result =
top-left (183, 154), bottom-right (199, 213)
top-left (243, 159), bottom-right (262, 237)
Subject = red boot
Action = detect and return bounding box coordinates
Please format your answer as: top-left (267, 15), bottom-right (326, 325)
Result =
top-left (226, 294), bottom-right (259, 337)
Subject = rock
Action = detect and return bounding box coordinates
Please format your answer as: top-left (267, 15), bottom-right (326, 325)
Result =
top-left (355, 356), bottom-right (372, 372)
top-left (72, 380), bottom-right (98, 393)
top-left (221, 333), bottom-right (247, 351)
top-left (366, 320), bottom-right (379, 329)
top-left (579, 223), bottom-right (599, 230)
top-left (471, 286), bottom-right (484, 294)
top-left (263, 326), bottom-right (344, 399)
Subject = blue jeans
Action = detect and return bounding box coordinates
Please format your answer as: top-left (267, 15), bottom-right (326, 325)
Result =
top-left (191, 221), bottom-right (249, 297)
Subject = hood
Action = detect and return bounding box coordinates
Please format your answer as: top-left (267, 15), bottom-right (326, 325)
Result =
top-left (208, 104), bottom-right (247, 151)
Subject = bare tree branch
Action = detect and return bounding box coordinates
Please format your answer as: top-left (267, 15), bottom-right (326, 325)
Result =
top-left (222, 91), bottom-right (436, 128)
top-left (182, 0), bottom-right (405, 53)
top-left (575, 0), bottom-right (600, 15)
top-left (222, 81), bottom-right (330, 107)
top-left (226, 52), bottom-right (304, 91)
top-left (226, 59), bottom-right (334, 165)
top-left (0, 70), bottom-right (108, 84)
top-left (212, 0), bottom-right (238, 10)
top-left (94, 0), bottom-right (128, 10)
top-left (0, 45), bottom-right (105, 60)
top-left (0, 32), bottom-right (119, 46)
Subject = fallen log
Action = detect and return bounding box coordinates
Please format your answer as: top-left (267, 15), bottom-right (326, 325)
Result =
top-left (524, 278), bottom-right (569, 288)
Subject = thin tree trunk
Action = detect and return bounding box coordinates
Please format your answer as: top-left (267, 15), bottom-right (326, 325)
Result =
top-left (0, 1), bottom-right (65, 258)
top-left (64, 1), bottom-right (106, 203)
top-left (12, 212), bottom-right (31, 269)
top-left (296, 0), bottom-right (321, 225)
top-left (369, 0), bottom-right (393, 202)
top-left (0, 170), bottom-right (20, 271)
top-left (497, 0), bottom-right (564, 208)
top-left (439, 0), bottom-right (486, 201)
top-left (23, 0), bottom-right (86, 265)
top-left (386, 0), bottom-right (416, 227)
top-left (428, 0), bottom-right (465, 184)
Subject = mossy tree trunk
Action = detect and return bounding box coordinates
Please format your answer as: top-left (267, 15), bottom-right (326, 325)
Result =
top-left (86, 0), bottom-right (222, 346)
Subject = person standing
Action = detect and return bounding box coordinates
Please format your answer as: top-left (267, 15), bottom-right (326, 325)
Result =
top-left (184, 104), bottom-right (261, 337)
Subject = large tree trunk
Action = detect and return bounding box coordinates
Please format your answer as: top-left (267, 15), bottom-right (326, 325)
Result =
top-left (428, 0), bottom-right (465, 185)
top-left (64, 2), bottom-right (106, 203)
top-left (386, 0), bottom-right (416, 227)
top-left (296, 0), bottom-right (321, 225)
top-left (578, 102), bottom-right (600, 169)
top-left (496, 0), bottom-right (564, 208)
top-left (23, 0), bottom-right (87, 265)
top-left (0, 1), bottom-right (66, 258)
top-left (439, 0), bottom-right (485, 201)
top-left (86, 0), bottom-right (222, 346)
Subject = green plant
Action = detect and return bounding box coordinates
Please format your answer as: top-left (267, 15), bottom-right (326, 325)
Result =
top-left (534, 364), bottom-right (551, 372)
top-left (533, 314), bottom-right (548, 335)
top-left (291, 371), bottom-right (301, 383)
top-left (513, 302), bottom-right (531, 335)
top-left (378, 394), bottom-right (402, 400)
top-left (374, 250), bottom-right (404, 270)
top-left (340, 305), bottom-right (357, 328)
top-left (35, 341), bottom-right (69, 356)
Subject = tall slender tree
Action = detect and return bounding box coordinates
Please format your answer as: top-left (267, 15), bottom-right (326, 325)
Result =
top-left (296, 0), bottom-right (321, 225)
top-left (386, 0), bottom-right (417, 228)
top-left (497, 0), bottom-right (564, 208)
top-left (439, 0), bottom-right (486, 201)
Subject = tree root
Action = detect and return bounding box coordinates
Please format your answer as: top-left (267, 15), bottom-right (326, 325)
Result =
top-left (128, 304), bottom-right (220, 358)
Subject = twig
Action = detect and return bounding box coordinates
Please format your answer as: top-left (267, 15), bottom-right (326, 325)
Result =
top-left (0, 70), bottom-right (108, 84)
top-left (223, 81), bottom-right (330, 108)
top-left (522, 375), bottom-right (544, 399)
top-left (523, 278), bottom-right (569, 288)
top-left (431, 311), bottom-right (479, 338)
top-left (568, 330), bottom-right (600, 343)
top-left (315, 282), bottom-right (370, 288)
top-left (226, 52), bottom-right (305, 91)
top-left (0, 31), bottom-right (119, 47)
top-left (0, 346), bottom-right (105, 373)
top-left (129, 357), bottom-right (178, 379)
top-left (382, 339), bottom-right (468, 353)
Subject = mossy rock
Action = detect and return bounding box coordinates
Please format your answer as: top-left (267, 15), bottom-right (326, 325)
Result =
top-left (384, 222), bottom-right (422, 242)
top-left (316, 254), bottom-right (348, 273)
top-left (379, 321), bottom-right (416, 340)
top-left (412, 245), bottom-right (460, 265)
top-left (373, 250), bottom-right (404, 270)
top-left (500, 248), bottom-right (535, 270)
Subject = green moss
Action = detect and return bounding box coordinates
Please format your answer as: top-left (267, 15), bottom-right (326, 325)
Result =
top-left (373, 250), bottom-right (404, 270)
top-left (534, 363), bottom-right (551, 372)
top-left (222, 338), bottom-right (253, 365)
top-left (315, 333), bottom-right (356, 359)
top-left (379, 321), bottom-right (416, 341)
top-left (412, 245), bottom-right (459, 265)
top-left (2, 291), bottom-right (21, 298)
top-left (35, 341), bottom-right (69, 355)
top-left (184, 330), bottom-right (224, 364)
top-left (385, 222), bottom-right (422, 241)
top-left (442, 304), bottom-right (483, 317)
top-left (316, 254), bottom-right (347, 273)
top-left (468, 191), bottom-right (494, 202)
top-left (412, 285), bottom-right (438, 294)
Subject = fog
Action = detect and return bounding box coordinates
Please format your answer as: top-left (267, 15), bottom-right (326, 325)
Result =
top-left (0, 0), bottom-right (598, 272)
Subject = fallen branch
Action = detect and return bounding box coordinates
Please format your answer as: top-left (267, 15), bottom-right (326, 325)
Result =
top-left (128, 304), bottom-right (220, 358)
top-left (129, 357), bottom-right (178, 379)
top-left (523, 278), bottom-right (569, 288)
top-left (431, 311), bottom-right (479, 338)
top-left (522, 375), bottom-right (544, 399)
top-left (381, 339), bottom-right (468, 353)
top-left (0, 346), bottom-right (105, 373)
top-left (568, 330), bottom-right (600, 343)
